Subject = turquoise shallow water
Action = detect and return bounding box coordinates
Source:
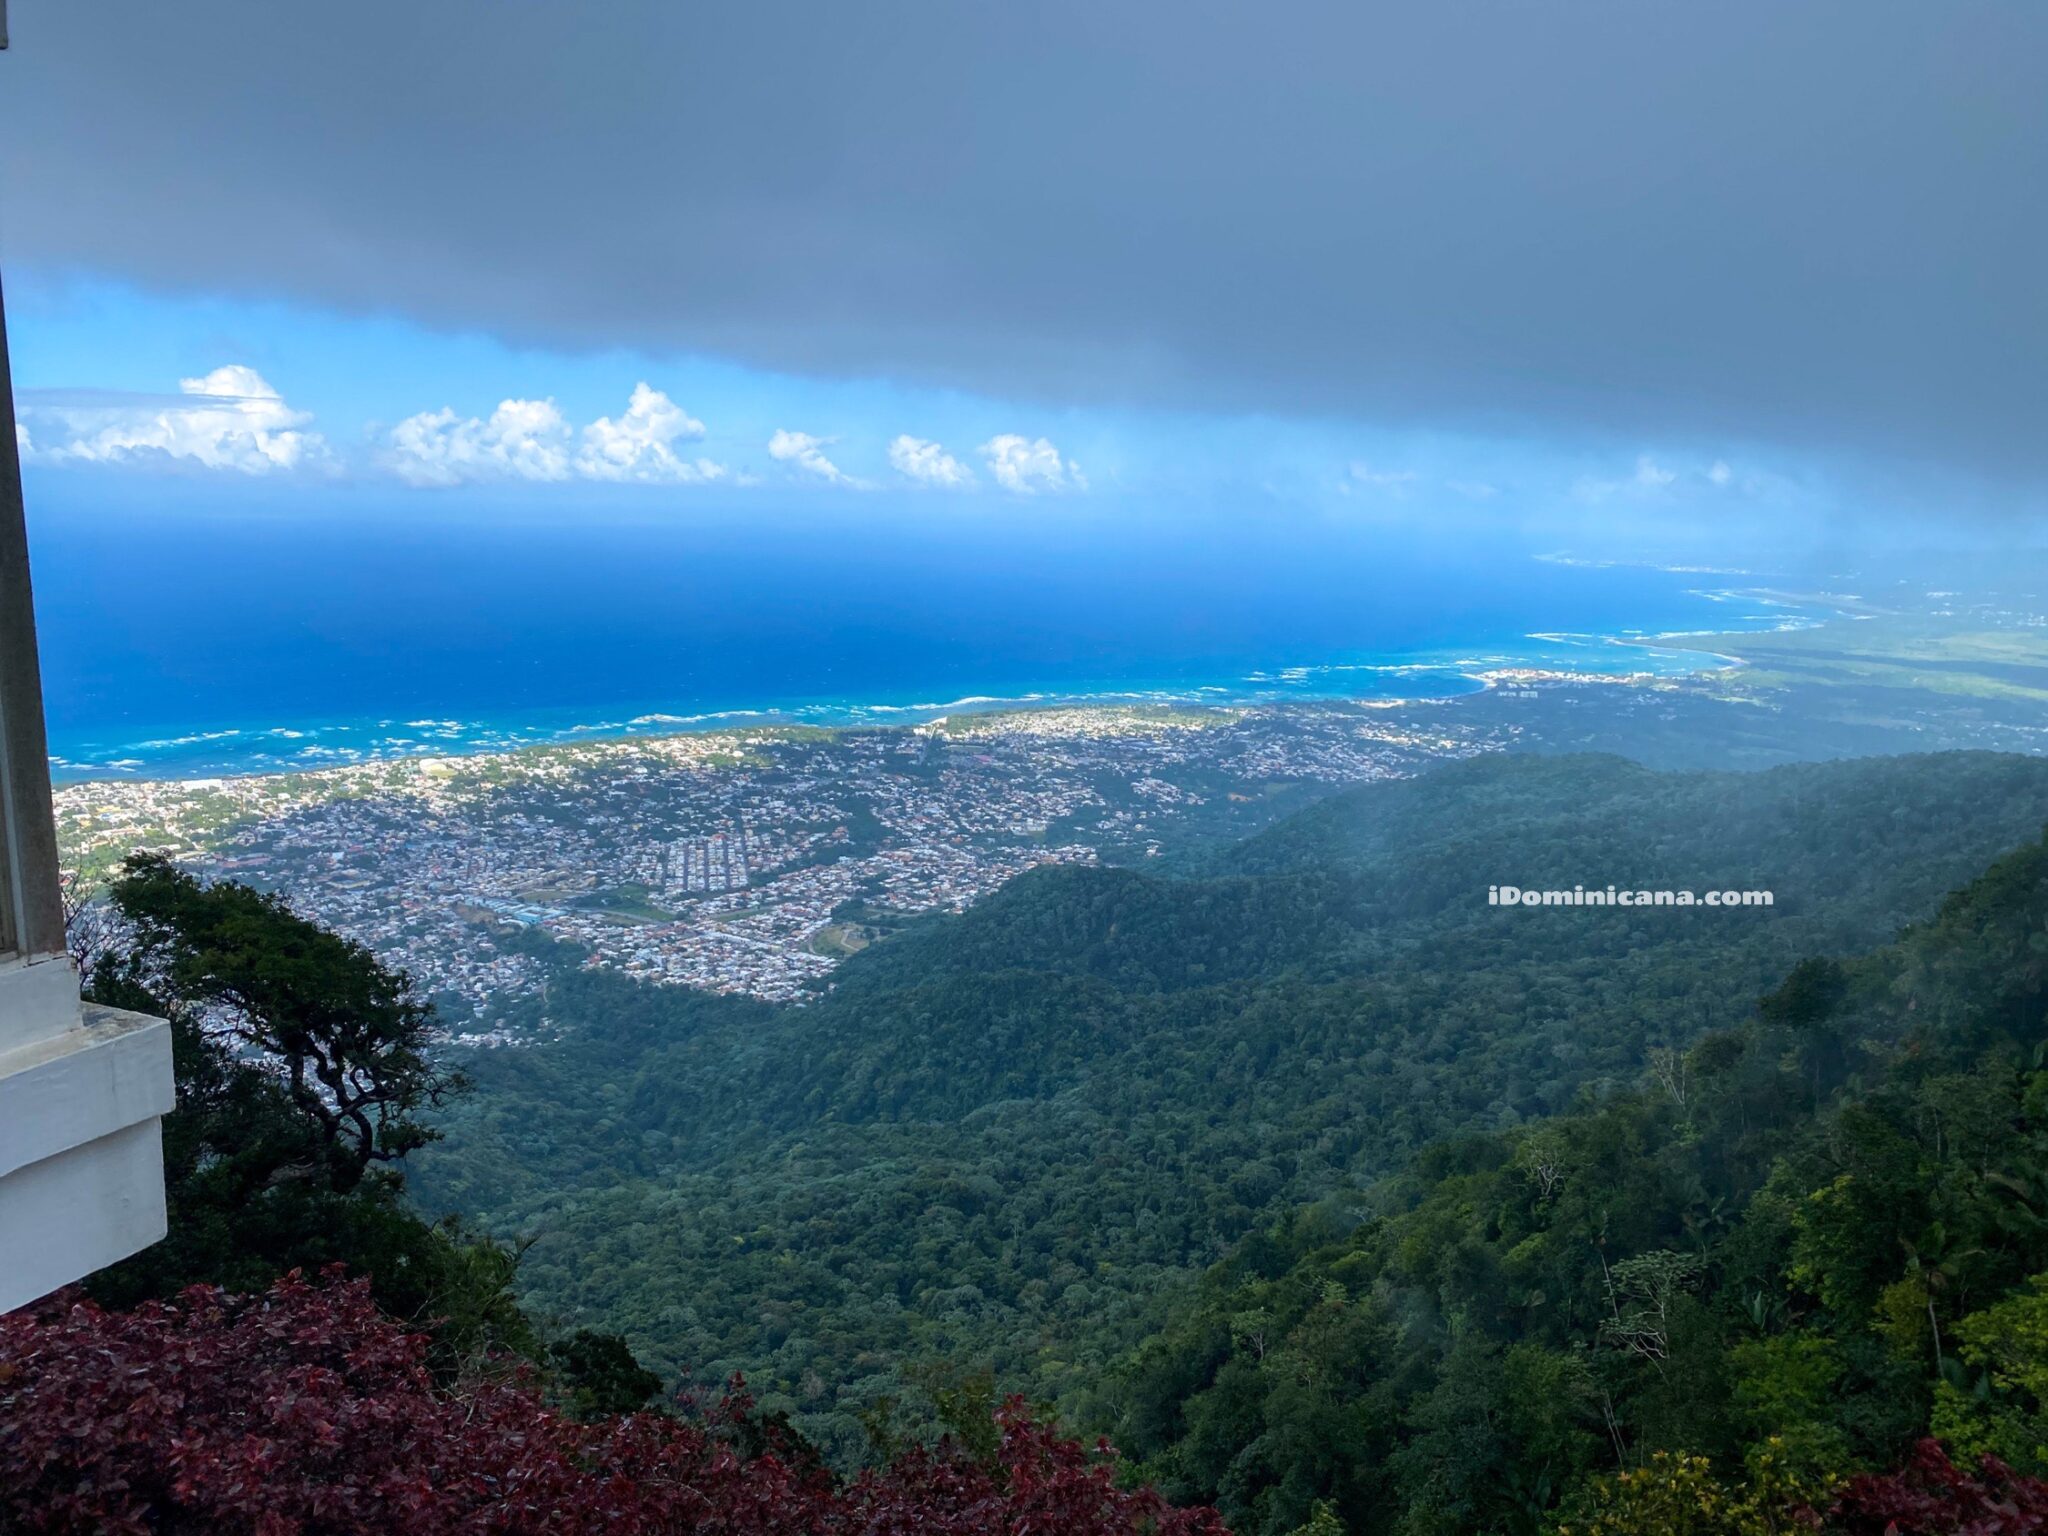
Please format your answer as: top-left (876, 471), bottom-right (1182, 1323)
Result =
top-left (24, 501), bottom-right (1822, 780)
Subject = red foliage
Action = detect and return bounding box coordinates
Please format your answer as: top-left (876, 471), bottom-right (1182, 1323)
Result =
top-left (1829, 1438), bottom-right (2048, 1536)
top-left (0, 1269), bottom-right (1228, 1536)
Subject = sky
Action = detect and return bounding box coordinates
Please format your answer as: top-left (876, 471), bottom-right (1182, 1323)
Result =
top-left (0, 1), bottom-right (2043, 556)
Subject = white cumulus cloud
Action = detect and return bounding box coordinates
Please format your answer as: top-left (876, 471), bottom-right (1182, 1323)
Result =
top-left (384, 397), bottom-right (575, 487)
top-left (386, 385), bottom-right (730, 488)
top-left (19, 365), bottom-right (324, 474)
top-left (980, 434), bottom-right (1084, 494)
top-left (577, 383), bottom-right (724, 483)
top-left (769, 428), bottom-right (866, 487)
top-left (888, 434), bottom-right (975, 488)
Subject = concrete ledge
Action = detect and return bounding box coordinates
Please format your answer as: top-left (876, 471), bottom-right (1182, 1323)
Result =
top-left (0, 1118), bottom-right (168, 1312)
top-left (0, 1004), bottom-right (175, 1180)
top-left (0, 1003), bottom-right (175, 1313)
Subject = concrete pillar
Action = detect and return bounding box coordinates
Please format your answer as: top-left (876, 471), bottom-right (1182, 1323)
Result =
top-left (0, 270), bottom-right (68, 984)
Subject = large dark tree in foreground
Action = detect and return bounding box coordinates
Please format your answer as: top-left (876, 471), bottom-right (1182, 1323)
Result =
top-left (102, 851), bottom-right (460, 1189)
top-left (0, 1270), bottom-right (1228, 1536)
top-left (80, 855), bottom-right (523, 1362)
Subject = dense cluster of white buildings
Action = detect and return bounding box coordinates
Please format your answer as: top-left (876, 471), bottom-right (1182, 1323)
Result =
top-left (54, 704), bottom-right (1506, 1025)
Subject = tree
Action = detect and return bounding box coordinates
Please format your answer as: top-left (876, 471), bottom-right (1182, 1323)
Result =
top-left (1759, 957), bottom-right (1849, 1107)
top-left (1931, 1274), bottom-right (2048, 1475)
top-left (83, 857), bottom-right (523, 1366)
top-left (105, 852), bottom-right (462, 1191)
top-left (1284, 1503), bottom-right (1344, 1536)
top-left (1546, 1448), bottom-right (1825, 1536)
top-left (550, 1327), bottom-right (665, 1418)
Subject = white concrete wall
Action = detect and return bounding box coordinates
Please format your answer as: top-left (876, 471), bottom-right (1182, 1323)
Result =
top-left (0, 959), bottom-right (174, 1313)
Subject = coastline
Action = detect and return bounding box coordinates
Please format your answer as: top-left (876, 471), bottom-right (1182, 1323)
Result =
top-left (45, 591), bottom-right (1829, 785)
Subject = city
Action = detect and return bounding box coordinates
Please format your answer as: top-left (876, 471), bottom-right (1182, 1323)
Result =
top-left (54, 700), bottom-right (1509, 1032)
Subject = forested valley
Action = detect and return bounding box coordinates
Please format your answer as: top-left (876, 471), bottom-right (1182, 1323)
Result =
top-left (1110, 819), bottom-right (2048, 1532)
top-left (409, 750), bottom-right (2048, 1499)
top-left (30, 748), bottom-right (2048, 1532)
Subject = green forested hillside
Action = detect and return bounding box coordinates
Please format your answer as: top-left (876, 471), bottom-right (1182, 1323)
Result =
top-left (1106, 822), bottom-right (2048, 1534)
top-left (409, 751), bottom-right (2048, 1466)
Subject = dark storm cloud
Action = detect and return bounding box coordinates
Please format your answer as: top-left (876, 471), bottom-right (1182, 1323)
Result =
top-left (0, 1), bottom-right (2041, 477)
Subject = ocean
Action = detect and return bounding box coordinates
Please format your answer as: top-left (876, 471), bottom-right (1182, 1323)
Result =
top-left (24, 497), bottom-right (1817, 780)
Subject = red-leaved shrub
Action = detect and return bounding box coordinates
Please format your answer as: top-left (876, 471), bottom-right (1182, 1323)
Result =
top-left (1829, 1437), bottom-right (2048, 1536)
top-left (0, 1269), bottom-right (1227, 1536)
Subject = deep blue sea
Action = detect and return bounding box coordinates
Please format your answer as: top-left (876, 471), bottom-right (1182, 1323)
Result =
top-left (24, 497), bottom-right (1820, 780)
